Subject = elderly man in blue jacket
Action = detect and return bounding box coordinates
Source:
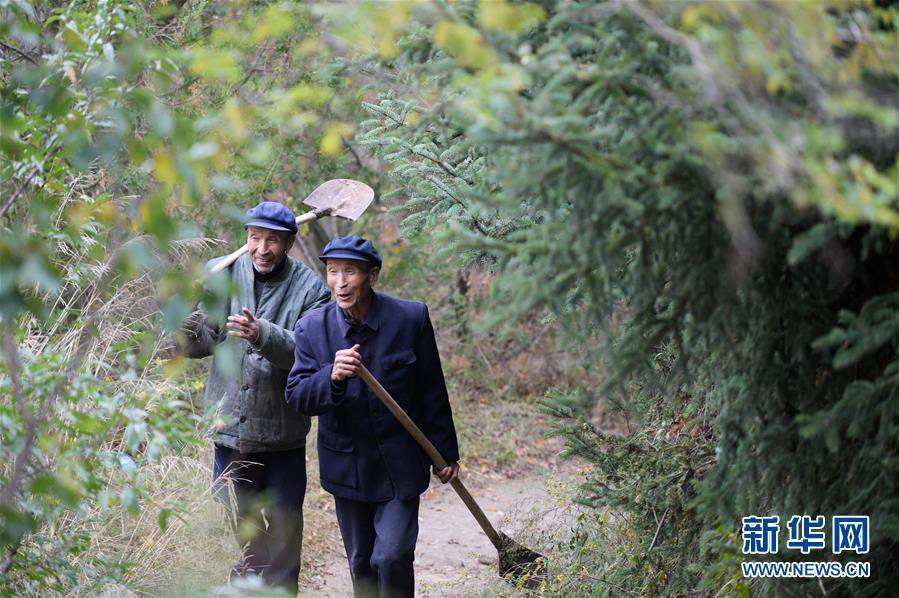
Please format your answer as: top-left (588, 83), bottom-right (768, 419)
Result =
top-left (285, 235), bottom-right (459, 598)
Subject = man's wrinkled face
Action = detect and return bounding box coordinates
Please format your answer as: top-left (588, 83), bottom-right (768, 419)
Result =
top-left (247, 226), bottom-right (293, 273)
top-left (326, 258), bottom-right (379, 314)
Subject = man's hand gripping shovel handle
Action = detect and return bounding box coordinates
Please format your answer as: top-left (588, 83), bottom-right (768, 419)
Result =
top-left (357, 364), bottom-right (505, 552)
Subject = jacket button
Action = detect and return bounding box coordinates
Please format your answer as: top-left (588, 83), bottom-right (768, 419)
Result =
top-left (239, 416), bottom-right (246, 423)
top-left (246, 347), bottom-right (253, 354)
top-left (242, 384), bottom-right (249, 391)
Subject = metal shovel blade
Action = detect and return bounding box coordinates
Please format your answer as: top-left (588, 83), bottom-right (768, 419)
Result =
top-left (303, 178), bottom-right (374, 221)
top-left (498, 530), bottom-right (547, 588)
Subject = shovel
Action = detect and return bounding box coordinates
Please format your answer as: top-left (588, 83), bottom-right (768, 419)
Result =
top-left (167, 179), bottom-right (374, 359)
top-left (209, 178), bottom-right (374, 274)
top-left (357, 364), bottom-right (547, 588)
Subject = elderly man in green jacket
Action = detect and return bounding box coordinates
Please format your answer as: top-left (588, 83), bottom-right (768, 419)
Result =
top-left (180, 201), bottom-right (330, 592)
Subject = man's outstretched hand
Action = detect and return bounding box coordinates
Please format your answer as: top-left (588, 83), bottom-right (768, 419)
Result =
top-left (226, 307), bottom-right (260, 342)
top-left (434, 462), bottom-right (460, 484)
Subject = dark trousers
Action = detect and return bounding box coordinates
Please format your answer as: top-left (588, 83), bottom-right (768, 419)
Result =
top-left (334, 495), bottom-right (420, 598)
top-left (213, 444), bottom-right (306, 593)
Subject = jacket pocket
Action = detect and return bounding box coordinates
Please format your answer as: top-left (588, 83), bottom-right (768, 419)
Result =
top-left (318, 428), bottom-right (357, 489)
top-left (377, 350), bottom-right (417, 410)
top-left (319, 428), bottom-right (354, 452)
top-left (382, 349), bottom-right (417, 370)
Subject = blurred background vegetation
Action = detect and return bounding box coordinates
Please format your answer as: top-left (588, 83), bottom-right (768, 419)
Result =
top-left (2, 0), bottom-right (897, 596)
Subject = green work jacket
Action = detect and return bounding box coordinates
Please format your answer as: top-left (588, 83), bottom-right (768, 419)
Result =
top-left (183, 252), bottom-right (330, 452)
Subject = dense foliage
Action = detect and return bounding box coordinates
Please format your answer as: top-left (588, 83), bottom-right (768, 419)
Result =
top-left (356, 1), bottom-right (898, 595)
top-left (0, 0), bottom-right (365, 592)
top-left (2, 0), bottom-right (897, 595)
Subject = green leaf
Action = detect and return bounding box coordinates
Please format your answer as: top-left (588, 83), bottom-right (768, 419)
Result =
top-left (140, 195), bottom-right (176, 245)
top-left (29, 473), bottom-right (83, 507)
top-left (158, 507), bottom-right (172, 532)
top-left (213, 341), bottom-right (240, 379)
top-left (162, 296), bottom-right (191, 332)
top-left (19, 255), bottom-right (60, 294)
top-left (120, 487), bottom-right (140, 516)
top-left (0, 506), bottom-right (38, 549)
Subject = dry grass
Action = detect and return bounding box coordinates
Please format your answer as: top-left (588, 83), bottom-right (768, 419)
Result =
top-left (69, 421), bottom-right (342, 596)
top-left (72, 452), bottom-right (231, 595)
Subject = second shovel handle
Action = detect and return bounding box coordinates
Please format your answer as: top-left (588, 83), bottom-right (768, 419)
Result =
top-left (357, 364), bottom-right (504, 550)
top-left (209, 245), bottom-right (247, 274)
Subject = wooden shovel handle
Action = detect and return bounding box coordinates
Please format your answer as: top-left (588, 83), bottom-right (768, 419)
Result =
top-left (208, 208), bottom-right (332, 275)
top-left (357, 364), bottom-right (504, 551)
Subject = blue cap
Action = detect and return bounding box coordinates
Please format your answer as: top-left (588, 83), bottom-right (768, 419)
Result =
top-left (243, 201), bottom-right (298, 234)
top-left (319, 235), bottom-right (382, 268)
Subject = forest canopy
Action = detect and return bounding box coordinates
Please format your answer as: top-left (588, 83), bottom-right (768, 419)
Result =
top-left (2, 1), bottom-right (897, 596)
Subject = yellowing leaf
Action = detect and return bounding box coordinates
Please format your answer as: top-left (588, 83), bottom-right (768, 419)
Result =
top-left (97, 202), bottom-right (116, 225)
top-left (372, 2), bottom-right (411, 59)
top-left (433, 22), bottom-right (496, 70)
top-left (378, 37), bottom-right (399, 59)
top-left (62, 26), bottom-right (86, 53)
top-left (681, 6), bottom-right (702, 31)
top-left (190, 48), bottom-right (241, 83)
top-left (319, 123), bottom-right (354, 157)
top-left (287, 84), bottom-right (333, 108)
top-left (66, 201), bottom-right (92, 229)
top-left (479, 0), bottom-right (546, 34)
top-left (153, 147), bottom-right (177, 184)
top-left (295, 37), bottom-right (320, 58)
top-left (253, 4), bottom-right (294, 42)
top-left (223, 100), bottom-right (248, 142)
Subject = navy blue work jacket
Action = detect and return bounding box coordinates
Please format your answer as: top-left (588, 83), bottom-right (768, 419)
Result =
top-left (285, 291), bottom-right (459, 502)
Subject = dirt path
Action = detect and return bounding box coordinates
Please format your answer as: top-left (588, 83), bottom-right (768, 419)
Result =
top-left (299, 463), bottom-right (577, 597)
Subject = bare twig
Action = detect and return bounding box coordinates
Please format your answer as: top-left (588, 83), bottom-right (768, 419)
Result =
top-left (1, 165), bottom-right (40, 219)
top-left (646, 506), bottom-right (670, 555)
top-left (344, 138), bottom-right (364, 170)
top-left (0, 318), bottom-right (34, 574)
top-left (0, 540), bottom-right (22, 576)
top-left (226, 42), bottom-right (271, 98)
top-left (474, 340), bottom-right (497, 381)
top-left (0, 41), bottom-right (37, 64)
top-left (0, 319), bottom-right (38, 508)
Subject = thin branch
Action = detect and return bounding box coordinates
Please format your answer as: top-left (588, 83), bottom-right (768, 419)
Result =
top-left (377, 106), bottom-right (476, 186)
top-left (414, 147), bottom-right (475, 187)
top-left (0, 538), bottom-right (23, 576)
top-left (425, 174), bottom-right (490, 236)
top-left (344, 138), bottom-right (364, 170)
top-left (226, 42), bottom-right (271, 98)
top-left (646, 506), bottom-right (670, 555)
top-left (1, 165), bottom-right (40, 219)
top-left (0, 41), bottom-right (38, 64)
top-left (0, 319), bottom-right (38, 508)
